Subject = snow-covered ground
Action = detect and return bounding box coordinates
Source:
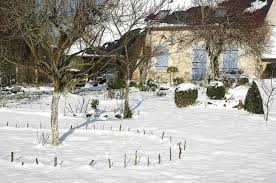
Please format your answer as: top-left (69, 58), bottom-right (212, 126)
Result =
top-left (0, 82), bottom-right (275, 183)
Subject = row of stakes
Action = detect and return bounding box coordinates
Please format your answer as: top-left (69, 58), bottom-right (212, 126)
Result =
top-left (5, 122), bottom-right (187, 168)
top-left (9, 141), bottom-right (186, 168)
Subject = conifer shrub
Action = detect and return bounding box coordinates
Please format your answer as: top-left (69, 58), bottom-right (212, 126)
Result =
top-left (207, 81), bottom-right (225, 100)
top-left (175, 83), bottom-right (198, 107)
top-left (237, 78), bottom-right (249, 86)
top-left (244, 81), bottom-right (264, 114)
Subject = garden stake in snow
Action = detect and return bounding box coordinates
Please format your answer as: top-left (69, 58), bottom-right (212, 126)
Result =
top-left (169, 147), bottom-right (172, 161)
top-left (158, 154), bottom-right (161, 164)
top-left (184, 140), bottom-right (186, 151)
top-left (54, 157), bottom-right (57, 167)
top-left (27, 123), bottom-right (29, 128)
top-left (89, 160), bottom-right (95, 166)
top-left (119, 124), bottom-right (122, 131)
top-left (162, 131), bottom-right (165, 139)
top-left (108, 159), bottom-right (112, 168)
top-left (40, 123), bottom-right (42, 129)
top-left (36, 158), bottom-right (39, 165)
top-left (134, 151), bottom-right (138, 165)
top-left (137, 130), bottom-right (140, 133)
top-left (16, 124), bottom-right (17, 128)
top-left (170, 136), bottom-right (172, 142)
top-left (11, 152), bottom-right (14, 162)
top-left (143, 130), bottom-right (146, 135)
top-left (179, 148), bottom-right (182, 159)
top-left (124, 154), bottom-right (127, 168)
top-left (147, 157), bottom-right (150, 166)
top-left (6, 122), bottom-right (8, 126)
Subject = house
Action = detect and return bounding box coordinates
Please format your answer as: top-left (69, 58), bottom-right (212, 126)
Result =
top-left (135, 0), bottom-right (276, 83)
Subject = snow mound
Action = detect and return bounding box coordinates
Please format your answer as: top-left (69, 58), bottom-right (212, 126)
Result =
top-left (209, 81), bottom-right (224, 88)
top-left (176, 83), bottom-right (197, 92)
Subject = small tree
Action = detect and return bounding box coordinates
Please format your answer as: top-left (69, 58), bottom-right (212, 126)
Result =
top-left (244, 81), bottom-right (264, 114)
top-left (167, 66), bottom-right (178, 85)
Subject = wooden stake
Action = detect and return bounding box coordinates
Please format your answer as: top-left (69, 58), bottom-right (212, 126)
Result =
top-left (147, 157), bottom-right (150, 166)
top-left (184, 140), bottom-right (186, 151)
top-left (27, 123), bottom-right (29, 128)
top-left (169, 147), bottom-right (172, 161)
top-left (119, 124), bottom-right (122, 131)
top-left (36, 158), bottom-right (39, 165)
top-left (158, 154), bottom-right (161, 164)
top-left (54, 157), bottom-right (57, 167)
top-left (6, 122), bottom-right (8, 126)
top-left (134, 151), bottom-right (138, 165)
top-left (179, 148), bottom-right (182, 159)
top-left (11, 152), bottom-right (14, 162)
top-left (161, 131), bottom-right (165, 139)
top-left (108, 159), bottom-right (112, 168)
top-left (124, 154), bottom-right (127, 168)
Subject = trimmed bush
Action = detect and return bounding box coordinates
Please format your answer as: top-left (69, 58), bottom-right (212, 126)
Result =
top-left (237, 78), bottom-right (249, 86)
top-left (129, 81), bottom-right (137, 87)
top-left (207, 81), bottom-right (225, 100)
top-left (175, 83), bottom-right (198, 107)
top-left (244, 81), bottom-right (264, 114)
top-left (146, 79), bottom-right (158, 91)
top-left (108, 79), bottom-right (125, 89)
top-left (156, 90), bottom-right (166, 97)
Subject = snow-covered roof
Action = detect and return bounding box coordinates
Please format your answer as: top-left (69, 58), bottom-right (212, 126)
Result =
top-left (263, 27), bottom-right (276, 59)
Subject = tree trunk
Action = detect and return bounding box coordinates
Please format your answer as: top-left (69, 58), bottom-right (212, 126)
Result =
top-left (123, 79), bottom-right (132, 119)
top-left (51, 91), bottom-right (61, 145)
top-left (210, 55), bottom-right (220, 81)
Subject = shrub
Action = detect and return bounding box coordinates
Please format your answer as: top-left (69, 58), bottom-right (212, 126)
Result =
top-left (244, 81), bottom-right (264, 114)
top-left (156, 90), bottom-right (166, 97)
top-left (108, 79), bottom-right (126, 89)
top-left (237, 78), bottom-right (249, 86)
top-left (175, 83), bottom-right (198, 107)
top-left (91, 99), bottom-right (99, 109)
top-left (207, 81), bottom-right (225, 100)
top-left (261, 63), bottom-right (276, 79)
top-left (173, 77), bottom-right (184, 85)
top-left (146, 79), bottom-right (158, 91)
top-left (129, 81), bottom-right (137, 87)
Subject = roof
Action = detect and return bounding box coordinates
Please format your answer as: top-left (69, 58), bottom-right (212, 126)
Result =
top-left (146, 0), bottom-right (273, 26)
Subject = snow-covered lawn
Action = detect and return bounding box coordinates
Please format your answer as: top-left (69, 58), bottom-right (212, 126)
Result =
top-left (0, 84), bottom-right (275, 183)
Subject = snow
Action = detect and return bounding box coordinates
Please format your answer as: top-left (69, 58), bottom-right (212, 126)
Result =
top-left (175, 83), bottom-right (197, 91)
top-left (209, 81), bottom-right (224, 88)
top-left (245, 0), bottom-right (268, 12)
top-left (0, 81), bottom-right (276, 182)
top-left (263, 27), bottom-right (276, 59)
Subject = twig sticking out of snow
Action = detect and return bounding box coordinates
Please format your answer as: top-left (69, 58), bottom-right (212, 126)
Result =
top-left (169, 147), bottom-right (172, 161)
top-left (89, 160), bottom-right (96, 166)
top-left (134, 151), bottom-right (138, 165)
top-left (11, 152), bottom-right (14, 162)
top-left (158, 154), bottom-right (161, 164)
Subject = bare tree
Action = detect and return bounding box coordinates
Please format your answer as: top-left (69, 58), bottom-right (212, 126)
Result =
top-left (178, 0), bottom-right (270, 80)
top-left (2, 0), bottom-right (114, 145)
top-left (105, 0), bottom-right (168, 118)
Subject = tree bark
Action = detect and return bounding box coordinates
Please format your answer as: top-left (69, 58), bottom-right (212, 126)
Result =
top-left (51, 91), bottom-right (61, 145)
top-left (123, 79), bottom-right (132, 119)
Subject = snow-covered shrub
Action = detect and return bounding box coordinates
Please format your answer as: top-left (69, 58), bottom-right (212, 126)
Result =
top-left (139, 79), bottom-right (158, 91)
top-left (129, 81), bottom-right (137, 87)
top-left (237, 78), bottom-right (249, 86)
top-left (175, 83), bottom-right (198, 107)
top-left (173, 77), bottom-right (184, 85)
top-left (146, 79), bottom-right (158, 91)
top-left (207, 81), bottom-right (225, 100)
top-left (156, 90), bottom-right (166, 97)
top-left (91, 99), bottom-right (99, 109)
top-left (244, 81), bottom-right (264, 114)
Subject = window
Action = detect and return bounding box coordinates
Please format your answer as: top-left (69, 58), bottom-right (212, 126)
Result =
top-left (155, 47), bottom-right (169, 71)
top-left (192, 47), bottom-right (207, 80)
top-left (222, 48), bottom-right (238, 73)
